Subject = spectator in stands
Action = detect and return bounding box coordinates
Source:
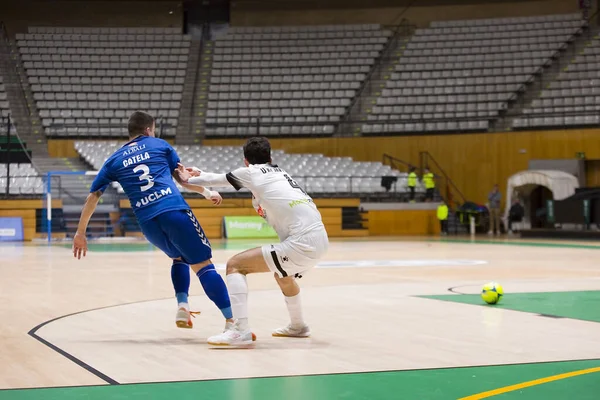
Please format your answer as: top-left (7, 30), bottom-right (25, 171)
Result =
top-left (437, 201), bottom-right (449, 235)
top-left (507, 197), bottom-right (525, 234)
top-left (407, 166), bottom-right (417, 203)
top-left (423, 167), bottom-right (435, 202)
top-left (487, 184), bottom-right (502, 235)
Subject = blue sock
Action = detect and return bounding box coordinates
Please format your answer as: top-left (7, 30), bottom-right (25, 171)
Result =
top-left (197, 264), bottom-right (233, 319)
top-left (171, 261), bottom-right (190, 305)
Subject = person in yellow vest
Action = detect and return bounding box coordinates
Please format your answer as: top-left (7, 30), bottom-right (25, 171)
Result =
top-left (437, 202), bottom-right (449, 235)
top-left (407, 166), bottom-right (417, 203)
top-left (423, 167), bottom-right (435, 202)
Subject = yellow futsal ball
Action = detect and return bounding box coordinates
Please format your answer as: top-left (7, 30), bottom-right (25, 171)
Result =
top-left (481, 282), bottom-right (504, 305)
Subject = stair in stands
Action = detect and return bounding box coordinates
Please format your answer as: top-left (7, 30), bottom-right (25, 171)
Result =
top-left (0, 30), bottom-right (47, 158)
top-left (176, 39), bottom-right (202, 144)
top-left (498, 22), bottom-right (595, 130)
top-left (187, 40), bottom-right (214, 144)
top-left (340, 28), bottom-right (412, 136)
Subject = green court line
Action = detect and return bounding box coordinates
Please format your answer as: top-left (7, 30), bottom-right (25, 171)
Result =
top-left (420, 291), bottom-right (600, 323)
top-left (433, 238), bottom-right (600, 250)
top-left (1, 360), bottom-right (599, 400)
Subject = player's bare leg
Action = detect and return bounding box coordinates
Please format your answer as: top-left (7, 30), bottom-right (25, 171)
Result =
top-left (207, 247), bottom-right (309, 344)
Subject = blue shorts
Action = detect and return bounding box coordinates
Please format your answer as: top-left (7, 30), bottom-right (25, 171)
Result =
top-left (140, 209), bottom-right (212, 265)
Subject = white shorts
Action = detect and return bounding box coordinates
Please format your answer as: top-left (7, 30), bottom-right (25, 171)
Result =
top-left (261, 226), bottom-right (329, 278)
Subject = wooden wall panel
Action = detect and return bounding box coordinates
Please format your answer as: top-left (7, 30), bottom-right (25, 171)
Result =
top-left (205, 128), bottom-right (600, 207)
top-left (232, 0), bottom-right (579, 27)
top-left (0, 1), bottom-right (182, 35)
top-left (367, 210), bottom-right (439, 236)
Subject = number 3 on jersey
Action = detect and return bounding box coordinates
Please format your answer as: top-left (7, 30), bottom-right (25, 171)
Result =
top-left (133, 164), bottom-right (154, 192)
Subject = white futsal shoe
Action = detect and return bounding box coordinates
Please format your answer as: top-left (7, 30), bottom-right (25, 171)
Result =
top-left (207, 320), bottom-right (257, 346)
top-left (175, 307), bottom-right (200, 329)
top-left (272, 323), bottom-right (311, 338)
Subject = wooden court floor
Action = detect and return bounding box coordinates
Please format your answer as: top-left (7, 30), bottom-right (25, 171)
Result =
top-left (1, 236), bottom-right (600, 399)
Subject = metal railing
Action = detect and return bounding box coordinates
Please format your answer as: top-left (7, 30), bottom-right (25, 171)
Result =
top-left (419, 151), bottom-right (466, 208)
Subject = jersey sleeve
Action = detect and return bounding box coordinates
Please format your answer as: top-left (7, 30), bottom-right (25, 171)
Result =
top-left (165, 143), bottom-right (181, 172)
top-left (226, 167), bottom-right (252, 191)
top-left (89, 162), bottom-right (113, 193)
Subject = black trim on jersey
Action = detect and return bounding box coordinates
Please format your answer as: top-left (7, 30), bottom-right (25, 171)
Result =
top-left (226, 172), bottom-right (243, 191)
top-left (270, 250), bottom-right (288, 277)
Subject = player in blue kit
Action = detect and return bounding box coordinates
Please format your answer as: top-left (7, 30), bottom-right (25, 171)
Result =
top-left (72, 111), bottom-right (240, 340)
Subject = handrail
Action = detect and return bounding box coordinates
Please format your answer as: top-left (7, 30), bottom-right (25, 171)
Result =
top-left (420, 151), bottom-right (467, 206)
top-left (382, 153), bottom-right (413, 171)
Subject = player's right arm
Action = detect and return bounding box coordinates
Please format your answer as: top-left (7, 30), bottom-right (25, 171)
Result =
top-left (73, 190), bottom-right (102, 259)
top-left (73, 163), bottom-right (113, 259)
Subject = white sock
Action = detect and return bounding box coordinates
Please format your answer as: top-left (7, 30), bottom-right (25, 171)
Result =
top-left (178, 302), bottom-right (189, 311)
top-left (227, 273), bottom-right (249, 329)
top-left (285, 293), bottom-right (305, 328)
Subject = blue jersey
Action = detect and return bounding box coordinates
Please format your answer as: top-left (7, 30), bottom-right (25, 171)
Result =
top-left (90, 136), bottom-right (189, 224)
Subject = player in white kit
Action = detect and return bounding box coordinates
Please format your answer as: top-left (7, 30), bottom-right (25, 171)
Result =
top-left (177, 137), bottom-right (329, 345)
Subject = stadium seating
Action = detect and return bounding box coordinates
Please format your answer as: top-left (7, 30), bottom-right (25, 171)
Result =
top-left (16, 27), bottom-right (190, 138)
top-left (0, 163), bottom-right (43, 195)
top-left (513, 35), bottom-right (600, 129)
top-left (205, 24), bottom-right (392, 137)
top-left (74, 141), bottom-right (416, 195)
top-left (362, 13), bottom-right (586, 134)
top-left (0, 76), bottom-right (12, 124)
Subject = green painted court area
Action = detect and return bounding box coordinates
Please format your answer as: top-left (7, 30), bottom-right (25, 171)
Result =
top-left (420, 290), bottom-right (600, 323)
top-left (1, 359), bottom-right (599, 400)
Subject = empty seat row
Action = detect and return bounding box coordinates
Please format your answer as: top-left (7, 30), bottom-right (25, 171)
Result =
top-left (19, 47), bottom-right (189, 55)
top-left (37, 101), bottom-right (180, 110)
top-left (207, 90), bottom-right (355, 101)
top-left (524, 104), bottom-right (600, 114)
top-left (513, 114), bottom-right (599, 128)
top-left (204, 125), bottom-right (335, 136)
top-left (541, 87), bottom-right (600, 97)
top-left (210, 83), bottom-right (359, 92)
top-left (394, 68), bottom-right (536, 79)
top-left (413, 26), bottom-right (582, 41)
top-left (214, 59), bottom-right (373, 69)
top-left (367, 111), bottom-right (498, 121)
top-left (207, 107), bottom-right (345, 117)
top-left (42, 117), bottom-right (179, 128)
top-left (406, 36), bottom-right (569, 50)
top-left (18, 40), bottom-right (190, 48)
top-left (27, 69), bottom-right (186, 77)
top-left (214, 50), bottom-right (379, 61)
top-left (18, 34), bottom-right (189, 41)
top-left (31, 76), bottom-right (185, 85)
top-left (22, 54), bottom-right (188, 63)
top-left (401, 51), bottom-right (555, 63)
top-left (29, 26), bottom-right (181, 34)
top-left (381, 84), bottom-right (521, 95)
top-left (220, 30), bottom-right (390, 41)
top-left (41, 110), bottom-right (180, 120)
top-left (227, 24), bottom-right (381, 33)
top-left (372, 102), bottom-right (503, 114)
top-left (431, 13), bottom-right (582, 27)
top-left (214, 41), bottom-right (385, 53)
top-left (31, 84), bottom-right (183, 93)
top-left (376, 94), bottom-right (514, 106)
top-left (211, 73), bottom-right (365, 84)
top-left (25, 61), bottom-right (187, 70)
top-left (388, 74), bottom-right (528, 86)
top-left (362, 120), bottom-right (489, 133)
top-left (34, 92), bottom-right (182, 101)
top-left (209, 99), bottom-right (351, 109)
top-left (213, 66), bottom-right (370, 76)
top-left (396, 60), bottom-right (544, 71)
top-left (531, 96), bottom-right (600, 108)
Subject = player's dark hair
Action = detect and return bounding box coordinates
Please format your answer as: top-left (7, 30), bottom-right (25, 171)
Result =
top-left (128, 111), bottom-right (154, 138)
top-left (243, 136), bottom-right (271, 165)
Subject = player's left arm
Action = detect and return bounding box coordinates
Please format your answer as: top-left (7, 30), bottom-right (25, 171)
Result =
top-left (73, 190), bottom-right (102, 259)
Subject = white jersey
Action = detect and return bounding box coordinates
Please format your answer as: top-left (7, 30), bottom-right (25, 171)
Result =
top-left (226, 164), bottom-right (324, 240)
